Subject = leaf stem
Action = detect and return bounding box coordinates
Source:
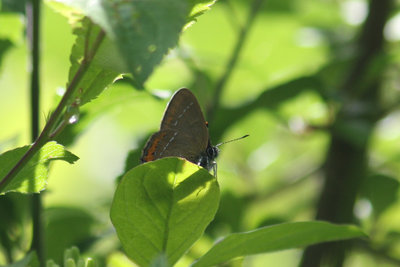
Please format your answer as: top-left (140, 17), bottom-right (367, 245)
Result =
top-left (0, 24), bottom-right (105, 192)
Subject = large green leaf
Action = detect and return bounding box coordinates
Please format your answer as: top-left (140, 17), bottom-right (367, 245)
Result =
top-left (192, 221), bottom-right (366, 267)
top-left (0, 141), bottom-right (79, 195)
top-left (110, 157), bottom-right (220, 266)
top-left (49, 0), bottom-right (216, 87)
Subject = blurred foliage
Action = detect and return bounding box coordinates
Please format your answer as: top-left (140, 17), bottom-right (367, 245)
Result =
top-left (46, 246), bottom-right (96, 267)
top-left (0, 0), bottom-right (400, 266)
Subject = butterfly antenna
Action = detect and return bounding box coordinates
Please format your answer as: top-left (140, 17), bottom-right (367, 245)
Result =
top-left (216, 134), bottom-right (249, 147)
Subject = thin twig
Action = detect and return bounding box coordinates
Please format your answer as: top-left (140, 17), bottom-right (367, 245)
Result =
top-left (26, 0), bottom-right (45, 265)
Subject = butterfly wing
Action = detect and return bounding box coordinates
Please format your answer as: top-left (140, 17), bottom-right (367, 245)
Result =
top-left (141, 88), bottom-right (209, 164)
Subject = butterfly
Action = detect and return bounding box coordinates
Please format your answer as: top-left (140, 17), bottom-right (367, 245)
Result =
top-left (141, 88), bottom-right (219, 171)
top-left (141, 88), bottom-right (248, 173)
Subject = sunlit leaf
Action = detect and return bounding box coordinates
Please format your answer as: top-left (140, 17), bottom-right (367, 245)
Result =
top-left (68, 17), bottom-right (121, 106)
top-left (49, 0), bottom-right (216, 87)
top-left (187, 0), bottom-right (217, 27)
top-left (110, 157), bottom-right (220, 266)
top-left (0, 141), bottom-right (79, 195)
top-left (192, 221), bottom-right (366, 267)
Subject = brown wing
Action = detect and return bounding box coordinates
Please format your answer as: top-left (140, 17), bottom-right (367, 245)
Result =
top-left (141, 88), bottom-right (209, 164)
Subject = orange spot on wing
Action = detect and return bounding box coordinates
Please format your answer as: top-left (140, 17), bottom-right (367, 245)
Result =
top-left (142, 132), bottom-right (166, 162)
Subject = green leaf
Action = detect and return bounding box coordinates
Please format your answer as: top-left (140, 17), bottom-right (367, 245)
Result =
top-left (0, 141), bottom-right (79, 195)
top-left (6, 251), bottom-right (39, 267)
top-left (50, 0), bottom-right (216, 87)
top-left (187, 0), bottom-right (217, 27)
top-left (192, 221), bottom-right (366, 267)
top-left (110, 157), bottom-right (220, 267)
top-left (68, 17), bottom-right (121, 106)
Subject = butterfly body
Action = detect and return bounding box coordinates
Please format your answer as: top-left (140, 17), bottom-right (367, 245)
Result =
top-left (141, 88), bottom-right (218, 171)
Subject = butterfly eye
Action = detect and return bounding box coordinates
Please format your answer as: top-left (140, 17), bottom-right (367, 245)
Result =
top-left (206, 146), bottom-right (219, 159)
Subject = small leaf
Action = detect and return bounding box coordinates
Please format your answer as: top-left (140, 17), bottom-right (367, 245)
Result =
top-left (192, 221), bottom-right (366, 267)
top-left (186, 0), bottom-right (217, 28)
top-left (110, 157), bottom-right (220, 267)
top-left (45, 246), bottom-right (97, 267)
top-left (68, 17), bottom-right (121, 106)
top-left (64, 247), bottom-right (80, 266)
top-left (0, 141), bottom-right (79, 195)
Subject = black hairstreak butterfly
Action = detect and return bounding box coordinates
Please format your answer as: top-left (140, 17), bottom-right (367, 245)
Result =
top-left (141, 88), bottom-right (248, 173)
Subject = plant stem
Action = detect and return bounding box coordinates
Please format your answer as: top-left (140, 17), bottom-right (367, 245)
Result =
top-left (27, 1), bottom-right (40, 142)
top-left (207, 0), bottom-right (264, 122)
top-left (26, 0), bottom-right (45, 265)
top-left (0, 26), bottom-right (105, 192)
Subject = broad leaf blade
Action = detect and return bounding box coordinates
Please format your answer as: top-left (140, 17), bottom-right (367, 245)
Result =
top-left (110, 157), bottom-right (220, 266)
top-left (192, 221), bottom-right (366, 267)
top-left (51, 0), bottom-right (217, 87)
top-left (0, 141), bottom-right (79, 195)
